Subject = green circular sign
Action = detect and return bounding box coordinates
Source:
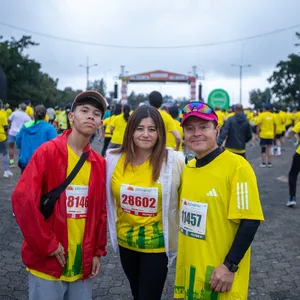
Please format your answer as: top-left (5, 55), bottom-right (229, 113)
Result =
top-left (207, 89), bottom-right (230, 109)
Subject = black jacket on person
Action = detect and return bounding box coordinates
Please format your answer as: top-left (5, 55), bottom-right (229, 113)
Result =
top-left (217, 113), bottom-right (252, 151)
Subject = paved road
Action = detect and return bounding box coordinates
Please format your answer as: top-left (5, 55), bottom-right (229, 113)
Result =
top-left (0, 139), bottom-right (300, 300)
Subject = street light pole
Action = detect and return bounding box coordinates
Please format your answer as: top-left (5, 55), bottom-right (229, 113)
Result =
top-left (231, 64), bottom-right (251, 104)
top-left (79, 56), bottom-right (98, 90)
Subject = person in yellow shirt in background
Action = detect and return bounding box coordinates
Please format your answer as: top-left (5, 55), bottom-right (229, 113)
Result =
top-left (0, 99), bottom-right (13, 178)
top-left (101, 105), bottom-right (120, 156)
top-left (215, 106), bottom-right (225, 129)
top-left (5, 103), bottom-right (12, 118)
top-left (168, 106), bottom-right (184, 152)
top-left (293, 106), bottom-right (300, 125)
top-left (55, 104), bottom-right (72, 134)
top-left (224, 107), bottom-right (235, 122)
top-left (257, 104), bottom-right (276, 167)
top-left (174, 101), bottom-right (264, 299)
top-left (273, 108), bottom-right (286, 156)
top-left (246, 108), bottom-right (254, 125)
top-left (109, 104), bottom-right (130, 149)
top-left (106, 105), bottom-right (184, 300)
top-left (251, 110), bottom-right (260, 146)
top-left (25, 100), bottom-right (34, 119)
top-left (149, 91), bottom-right (181, 150)
top-left (285, 107), bottom-right (293, 132)
top-left (44, 113), bottom-right (50, 122)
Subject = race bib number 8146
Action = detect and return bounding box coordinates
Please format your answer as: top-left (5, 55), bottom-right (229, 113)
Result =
top-left (66, 185), bottom-right (88, 219)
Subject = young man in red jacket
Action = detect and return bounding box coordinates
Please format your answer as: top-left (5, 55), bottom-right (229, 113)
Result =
top-left (12, 91), bottom-right (107, 300)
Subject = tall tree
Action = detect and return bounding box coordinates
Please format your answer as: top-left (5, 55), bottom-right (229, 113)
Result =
top-left (249, 88), bottom-right (272, 109)
top-left (268, 32), bottom-right (300, 106)
top-left (0, 35), bottom-right (58, 107)
top-left (88, 79), bottom-right (106, 96)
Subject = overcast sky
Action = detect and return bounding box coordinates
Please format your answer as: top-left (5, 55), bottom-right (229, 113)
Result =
top-left (1, 0), bottom-right (300, 106)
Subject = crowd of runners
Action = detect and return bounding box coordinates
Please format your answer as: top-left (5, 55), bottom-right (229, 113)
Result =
top-left (0, 90), bottom-right (299, 299)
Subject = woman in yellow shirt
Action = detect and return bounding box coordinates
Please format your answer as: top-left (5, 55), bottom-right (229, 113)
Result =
top-left (101, 104), bottom-right (121, 156)
top-left (106, 105), bottom-right (184, 300)
top-left (109, 104), bottom-right (130, 149)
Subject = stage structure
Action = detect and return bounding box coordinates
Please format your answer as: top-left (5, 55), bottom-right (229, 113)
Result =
top-left (118, 68), bottom-right (199, 103)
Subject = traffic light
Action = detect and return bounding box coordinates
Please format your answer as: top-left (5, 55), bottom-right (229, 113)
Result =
top-left (114, 83), bottom-right (118, 99)
top-left (198, 84), bottom-right (202, 100)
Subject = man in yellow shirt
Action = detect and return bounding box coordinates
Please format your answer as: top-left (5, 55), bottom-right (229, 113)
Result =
top-left (5, 103), bottom-right (12, 118)
top-left (0, 100), bottom-right (13, 178)
top-left (294, 107), bottom-right (300, 125)
top-left (168, 106), bottom-right (184, 152)
top-left (257, 104), bottom-right (276, 167)
top-left (149, 91), bottom-right (181, 150)
top-left (215, 106), bottom-right (225, 128)
top-left (174, 101), bottom-right (264, 299)
top-left (25, 100), bottom-right (34, 119)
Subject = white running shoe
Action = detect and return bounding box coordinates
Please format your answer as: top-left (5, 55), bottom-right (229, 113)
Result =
top-left (3, 170), bottom-right (13, 178)
top-left (286, 199), bottom-right (296, 207)
top-left (259, 163), bottom-right (267, 168)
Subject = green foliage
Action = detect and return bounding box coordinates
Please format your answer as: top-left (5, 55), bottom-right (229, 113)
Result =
top-left (0, 35), bottom-right (58, 107)
top-left (88, 79), bottom-right (106, 96)
top-left (267, 32), bottom-right (300, 106)
top-left (249, 88), bottom-right (272, 109)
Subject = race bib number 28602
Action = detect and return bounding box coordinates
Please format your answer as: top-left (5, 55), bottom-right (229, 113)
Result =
top-left (180, 199), bottom-right (208, 240)
top-left (120, 184), bottom-right (158, 217)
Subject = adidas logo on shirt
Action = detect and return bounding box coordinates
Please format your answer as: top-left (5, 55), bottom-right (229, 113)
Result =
top-left (206, 188), bottom-right (217, 197)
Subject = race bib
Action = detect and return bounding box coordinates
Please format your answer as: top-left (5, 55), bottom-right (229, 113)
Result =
top-left (180, 199), bottom-right (208, 240)
top-left (120, 184), bottom-right (158, 217)
top-left (66, 185), bottom-right (88, 219)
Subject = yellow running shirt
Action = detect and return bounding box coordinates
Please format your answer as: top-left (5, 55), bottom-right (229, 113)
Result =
top-left (258, 112), bottom-right (276, 139)
top-left (294, 111), bottom-right (300, 124)
top-left (285, 112), bottom-right (293, 127)
top-left (110, 114), bottom-right (128, 144)
top-left (103, 115), bottom-right (115, 138)
top-left (174, 150), bottom-right (264, 300)
top-left (29, 146), bottom-right (91, 281)
top-left (215, 111), bottom-right (225, 128)
top-left (111, 153), bottom-right (165, 253)
top-left (158, 109), bottom-right (177, 148)
top-left (292, 122), bottom-right (300, 154)
top-left (0, 109), bottom-right (8, 142)
top-left (168, 119), bottom-right (184, 152)
top-left (6, 108), bottom-right (12, 118)
top-left (25, 106), bottom-right (34, 118)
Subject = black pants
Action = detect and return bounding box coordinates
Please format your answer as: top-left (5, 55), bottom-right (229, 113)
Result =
top-left (119, 246), bottom-right (168, 300)
top-left (289, 153), bottom-right (300, 197)
top-left (101, 137), bottom-right (111, 157)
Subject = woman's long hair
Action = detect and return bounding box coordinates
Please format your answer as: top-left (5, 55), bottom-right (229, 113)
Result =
top-left (113, 103), bottom-right (122, 116)
top-left (112, 105), bottom-right (167, 182)
top-left (34, 105), bottom-right (46, 124)
top-left (123, 104), bottom-right (130, 122)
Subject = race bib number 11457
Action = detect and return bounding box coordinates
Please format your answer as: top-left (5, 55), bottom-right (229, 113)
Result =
top-left (180, 199), bottom-right (208, 240)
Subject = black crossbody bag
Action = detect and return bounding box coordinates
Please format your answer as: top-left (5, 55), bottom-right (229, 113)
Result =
top-left (40, 152), bottom-right (88, 220)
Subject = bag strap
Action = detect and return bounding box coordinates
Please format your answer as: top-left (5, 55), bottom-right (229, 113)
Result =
top-left (50, 151), bottom-right (89, 199)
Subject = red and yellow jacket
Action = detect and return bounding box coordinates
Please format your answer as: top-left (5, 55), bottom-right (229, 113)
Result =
top-left (12, 130), bottom-right (107, 280)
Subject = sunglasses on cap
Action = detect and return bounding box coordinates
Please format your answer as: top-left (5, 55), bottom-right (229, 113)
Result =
top-left (181, 101), bottom-right (217, 116)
